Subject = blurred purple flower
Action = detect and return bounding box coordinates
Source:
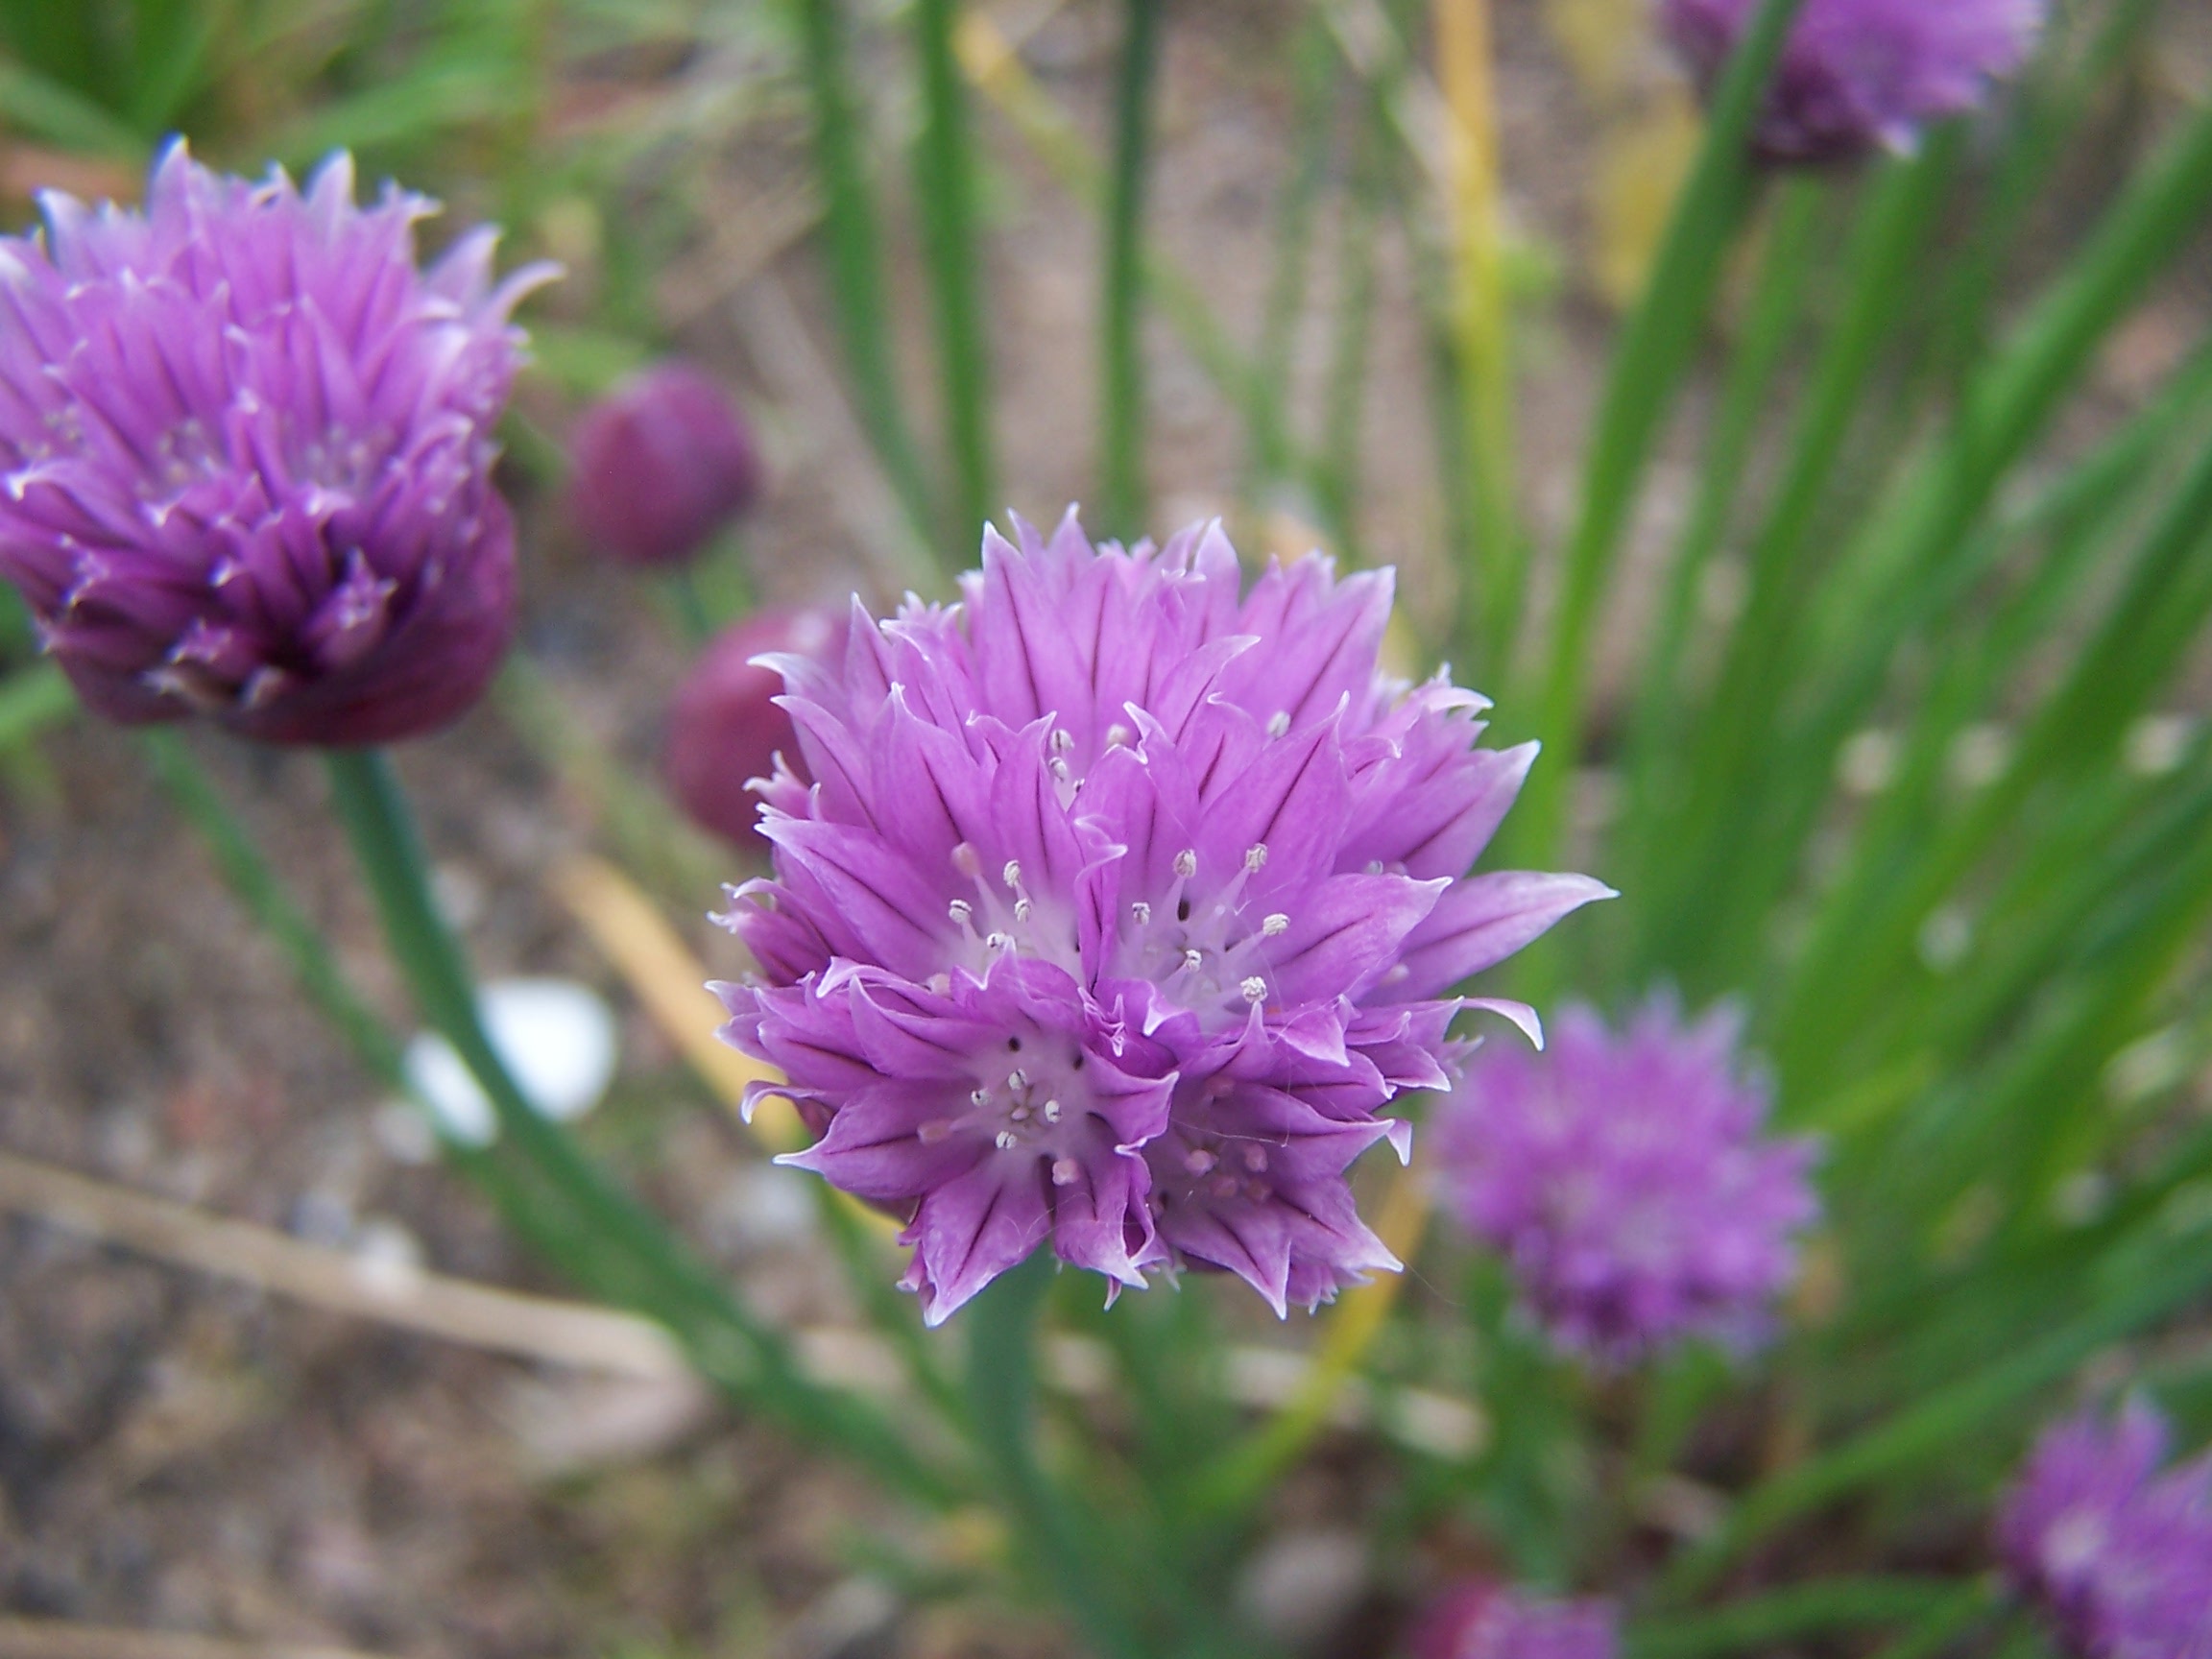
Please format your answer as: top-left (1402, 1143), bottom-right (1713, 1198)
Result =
top-left (0, 142), bottom-right (550, 745)
top-left (714, 511), bottom-right (1609, 1323)
top-left (1409, 1583), bottom-right (1618, 1659)
top-left (568, 361), bottom-right (762, 569)
top-left (664, 606), bottom-right (836, 849)
top-left (1660, 0), bottom-right (2044, 164)
top-left (1998, 1399), bottom-right (2212, 1659)
top-left (1431, 995), bottom-right (1819, 1361)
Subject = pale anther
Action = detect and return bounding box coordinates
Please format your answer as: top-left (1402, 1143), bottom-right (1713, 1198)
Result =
top-left (1183, 948), bottom-right (1204, 973)
top-left (1174, 848), bottom-right (1198, 878)
top-left (1014, 898), bottom-right (1034, 922)
top-left (986, 930), bottom-right (1013, 951)
top-left (1184, 1148), bottom-right (1217, 1175)
top-left (1051, 1158), bottom-right (1081, 1188)
top-left (1050, 728), bottom-right (1074, 754)
top-left (1105, 723), bottom-right (1133, 749)
top-left (1042, 1099), bottom-right (1062, 1122)
top-left (951, 842), bottom-right (982, 878)
top-left (1244, 844), bottom-right (1268, 872)
top-left (1130, 901), bottom-right (1152, 926)
top-left (1262, 912), bottom-right (1289, 937)
top-left (1266, 709), bottom-right (1290, 738)
top-left (1240, 976), bottom-right (1267, 1003)
top-left (995, 1130), bottom-right (1019, 1151)
top-left (970, 1088), bottom-right (991, 1108)
top-left (948, 898), bottom-right (973, 924)
top-left (1002, 860), bottom-right (1022, 889)
top-left (1007, 1069), bottom-right (1029, 1092)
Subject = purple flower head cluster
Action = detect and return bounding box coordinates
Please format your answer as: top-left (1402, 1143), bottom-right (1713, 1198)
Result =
top-left (0, 143), bottom-right (551, 745)
top-left (568, 360), bottom-right (762, 569)
top-left (1409, 1583), bottom-right (1618, 1659)
top-left (1998, 1399), bottom-right (2212, 1659)
top-left (1660, 0), bottom-right (2044, 164)
top-left (715, 512), bottom-right (1609, 1324)
top-left (1431, 995), bottom-right (1819, 1361)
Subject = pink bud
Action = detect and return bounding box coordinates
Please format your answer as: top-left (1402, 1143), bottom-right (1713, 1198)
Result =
top-left (662, 608), bottom-right (837, 847)
top-left (567, 362), bottom-right (763, 568)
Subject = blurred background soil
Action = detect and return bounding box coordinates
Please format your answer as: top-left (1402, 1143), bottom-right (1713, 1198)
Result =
top-left (0, 2), bottom-right (2205, 1655)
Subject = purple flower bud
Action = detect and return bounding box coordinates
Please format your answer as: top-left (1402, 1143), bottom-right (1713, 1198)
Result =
top-left (712, 510), bottom-right (1610, 1324)
top-left (1410, 1583), bottom-right (1618, 1659)
top-left (0, 142), bottom-right (550, 746)
top-left (663, 607), bottom-right (836, 848)
top-left (567, 361), bottom-right (762, 569)
top-left (1660, 0), bottom-right (2044, 164)
top-left (1998, 1399), bottom-right (2212, 1658)
top-left (1431, 996), bottom-right (1820, 1361)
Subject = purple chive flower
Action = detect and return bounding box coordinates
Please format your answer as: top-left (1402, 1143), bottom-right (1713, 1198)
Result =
top-left (714, 512), bottom-right (1609, 1324)
top-left (1998, 1399), bottom-right (2212, 1659)
top-left (1660, 0), bottom-right (2044, 164)
top-left (1409, 1583), bottom-right (1618, 1659)
top-left (0, 142), bottom-right (551, 745)
top-left (664, 607), bottom-right (835, 848)
top-left (568, 360), bottom-right (762, 569)
top-left (1431, 996), bottom-right (1819, 1360)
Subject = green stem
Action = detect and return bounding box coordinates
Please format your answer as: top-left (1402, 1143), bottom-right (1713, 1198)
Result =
top-left (322, 745), bottom-right (955, 1508)
top-left (790, 0), bottom-right (940, 559)
top-left (913, 0), bottom-right (996, 545)
top-left (1628, 1578), bottom-right (1969, 1659)
top-left (0, 661), bottom-right (75, 751)
top-left (139, 730), bottom-right (592, 1285)
top-left (1500, 0), bottom-right (1806, 874)
top-left (1657, 1233), bottom-right (2212, 1603)
top-left (968, 1256), bottom-right (1148, 1659)
top-left (1098, 0), bottom-right (1163, 541)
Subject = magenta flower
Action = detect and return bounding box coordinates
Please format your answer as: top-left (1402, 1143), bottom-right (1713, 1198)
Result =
top-left (1998, 1399), bottom-right (2212, 1659)
top-left (714, 512), bottom-right (1609, 1323)
top-left (1409, 1583), bottom-right (1617, 1659)
top-left (568, 360), bottom-right (763, 569)
top-left (1660, 0), bottom-right (2044, 164)
top-left (0, 143), bottom-right (550, 745)
top-left (663, 607), bottom-right (835, 848)
top-left (1431, 996), bottom-right (1819, 1360)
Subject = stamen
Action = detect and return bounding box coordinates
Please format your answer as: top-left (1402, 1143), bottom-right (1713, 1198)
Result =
top-left (1049, 757), bottom-right (1071, 784)
top-left (1174, 849), bottom-right (1198, 879)
top-left (1262, 913), bottom-right (1289, 937)
top-left (1242, 1144), bottom-right (1269, 1173)
top-left (1051, 1158), bottom-right (1081, 1187)
top-left (985, 930), bottom-right (1013, 952)
top-left (1243, 844), bottom-right (1268, 872)
top-left (1042, 1099), bottom-right (1062, 1123)
top-left (952, 842), bottom-right (982, 878)
top-left (1105, 723), bottom-right (1133, 750)
top-left (1184, 1148), bottom-right (1217, 1175)
top-left (917, 1119), bottom-right (955, 1144)
top-left (1130, 901), bottom-right (1152, 926)
top-left (1240, 976), bottom-right (1267, 1003)
top-left (1183, 949), bottom-right (1204, 974)
top-left (1007, 1069), bottom-right (1030, 1092)
top-left (948, 899), bottom-right (973, 925)
top-left (1002, 860), bottom-right (1023, 890)
top-left (1014, 898), bottom-right (1034, 922)
top-left (1050, 728), bottom-right (1075, 754)
top-left (970, 1088), bottom-right (991, 1108)
top-left (995, 1130), bottom-right (1019, 1151)
top-left (1266, 709), bottom-right (1290, 738)
top-left (1365, 860), bottom-right (1384, 876)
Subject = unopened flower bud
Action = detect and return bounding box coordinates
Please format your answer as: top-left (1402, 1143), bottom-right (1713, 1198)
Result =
top-left (663, 607), bottom-right (836, 846)
top-left (567, 361), bottom-right (762, 568)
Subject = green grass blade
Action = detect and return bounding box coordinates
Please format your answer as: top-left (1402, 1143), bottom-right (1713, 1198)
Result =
top-left (1097, 0), bottom-right (1163, 541)
top-left (912, 0), bottom-right (995, 544)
